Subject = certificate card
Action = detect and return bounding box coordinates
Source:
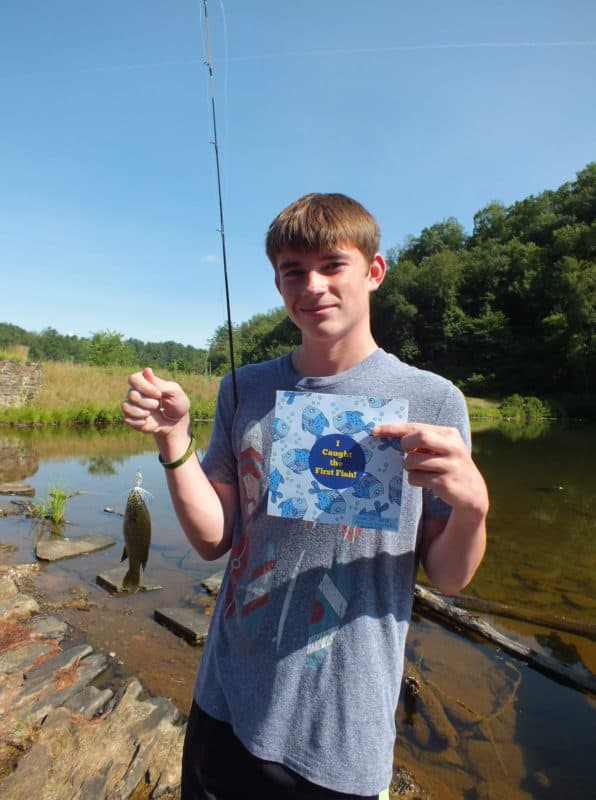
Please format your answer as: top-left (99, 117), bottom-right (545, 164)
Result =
top-left (267, 391), bottom-right (408, 530)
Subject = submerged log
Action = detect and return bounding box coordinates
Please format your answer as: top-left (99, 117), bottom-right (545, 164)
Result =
top-left (413, 585), bottom-right (596, 696)
top-left (403, 663), bottom-right (459, 749)
top-left (450, 594), bottom-right (596, 640)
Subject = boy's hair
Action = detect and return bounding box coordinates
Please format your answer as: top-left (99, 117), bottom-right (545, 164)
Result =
top-left (265, 193), bottom-right (381, 267)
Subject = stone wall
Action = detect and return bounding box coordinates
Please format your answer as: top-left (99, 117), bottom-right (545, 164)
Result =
top-left (0, 361), bottom-right (43, 409)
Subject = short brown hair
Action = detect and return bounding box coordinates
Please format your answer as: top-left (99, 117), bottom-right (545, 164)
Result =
top-left (265, 193), bottom-right (381, 266)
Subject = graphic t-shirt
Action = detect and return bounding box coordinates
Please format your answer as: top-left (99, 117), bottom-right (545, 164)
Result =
top-left (195, 349), bottom-right (470, 795)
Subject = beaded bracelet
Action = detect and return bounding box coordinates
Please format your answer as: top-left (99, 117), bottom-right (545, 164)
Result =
top-left (158, 434), bottom-right (196, 469)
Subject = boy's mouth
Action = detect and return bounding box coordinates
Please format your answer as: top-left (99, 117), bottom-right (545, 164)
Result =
top-left (300, 303), bottom-right (337, 315)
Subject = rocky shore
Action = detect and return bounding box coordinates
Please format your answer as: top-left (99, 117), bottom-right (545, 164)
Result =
top-left (0, 562), bottom-right (184, 799)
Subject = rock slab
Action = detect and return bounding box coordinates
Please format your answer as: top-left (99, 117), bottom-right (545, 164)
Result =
top-left (0, 482), bottom-right (35, 497)
top-left (36, 533), bottom-right (116, 561)
top-left (154, 607), bottom-right (211, 644)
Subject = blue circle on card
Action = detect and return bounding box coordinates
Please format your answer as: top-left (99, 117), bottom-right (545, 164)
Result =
top-left (309, 434), bottom-right (366, 489)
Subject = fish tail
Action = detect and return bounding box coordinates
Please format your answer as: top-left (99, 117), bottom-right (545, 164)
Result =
top-left (122, 565), bottom-right (141, 592)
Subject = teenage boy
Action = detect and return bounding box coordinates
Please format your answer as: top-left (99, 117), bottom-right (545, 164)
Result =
top-left (123, 193), bottom-right (488, 800)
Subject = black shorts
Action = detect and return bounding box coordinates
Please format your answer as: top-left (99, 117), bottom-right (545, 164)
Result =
top-left (181, 700), bottom-right (378, 800)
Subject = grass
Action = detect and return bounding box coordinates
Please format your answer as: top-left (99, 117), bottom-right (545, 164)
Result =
top-left (466, 396), bottom-right (502, 419)
top-left (0, 362), bottom-right (221, 428)
top-left (0, 345), bottom-right (28, 362)
top-left (1, 360), bottom-right (562, 430)
top-left (30, 485), bottom-right (71, 525)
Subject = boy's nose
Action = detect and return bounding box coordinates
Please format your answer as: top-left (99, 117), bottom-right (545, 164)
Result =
top-left (304, 269), bottom-right (326, 292)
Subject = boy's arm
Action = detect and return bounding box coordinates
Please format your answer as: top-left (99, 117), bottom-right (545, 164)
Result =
top-left (123, 367), bottom-right (237, 561)
top-left (373, 421), bottom-right (488, 596)
top-left (160, 442), bottom-right (237, 561)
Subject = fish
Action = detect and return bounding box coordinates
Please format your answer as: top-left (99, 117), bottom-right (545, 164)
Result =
top-left (353, 500), bottom-right (395, 530)
top-left (278, 497), bottom-right (308, 519)
top-left (283, 391), bottom-right (304, 405)
top-left (302, 405), bottom-right (330, 439)
top-left (378, 437), bottom-right (403, 453)
top-left (367, 398), bottom-right (392, 408)
top-left (309, 481), bottom-right (347, 514)
top-left (268, 467), bottom-right (285, 502)
top-left (273, 417), bottom-right (290, 441)
top-left (121, 472), bottom-right (151, 592)
top-left (282, 447), bottom-right (311, 473)
top-left (333, 410), bottom-right (375, 436)
top-left (388, 472), bottom-right (403, 505)
top-left (351, 472), bottom-right (384, 499)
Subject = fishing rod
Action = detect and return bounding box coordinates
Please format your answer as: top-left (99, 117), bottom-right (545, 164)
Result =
top-left (201, 0), bottom-right (238, 407)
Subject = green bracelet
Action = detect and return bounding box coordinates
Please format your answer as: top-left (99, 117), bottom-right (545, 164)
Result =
top-left (159, 435), bottom-right (196, 469)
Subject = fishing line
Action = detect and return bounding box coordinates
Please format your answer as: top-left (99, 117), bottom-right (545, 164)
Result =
top-left (200, 0), bottom-right (238, 407)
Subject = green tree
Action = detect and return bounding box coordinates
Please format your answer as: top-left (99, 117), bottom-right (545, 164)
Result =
top-left (84, 331), bottom-right (137, 367)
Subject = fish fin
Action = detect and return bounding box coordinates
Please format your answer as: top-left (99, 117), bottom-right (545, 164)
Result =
top-left (122, 567), bottom-right (140, 592)
top-left (121, 546), bottom-right (127, 563)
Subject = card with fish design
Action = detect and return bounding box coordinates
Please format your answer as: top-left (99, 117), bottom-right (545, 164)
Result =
top-left (267, 391), bottom-right (408, 530)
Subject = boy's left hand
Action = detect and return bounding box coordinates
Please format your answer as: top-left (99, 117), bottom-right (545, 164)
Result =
top-left (372, 422), bottom-right (488, 517)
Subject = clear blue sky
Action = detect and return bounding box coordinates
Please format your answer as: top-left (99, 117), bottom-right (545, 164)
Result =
top-left (2, 0), bottom-right (595, 350)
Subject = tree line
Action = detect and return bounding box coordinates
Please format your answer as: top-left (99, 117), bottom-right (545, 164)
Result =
top-left (0, 325), bottom-right (209, 374)
top-left (2, 163), bottom-right (594, 410)
top-left (372, 163), bottom-right (594, 407)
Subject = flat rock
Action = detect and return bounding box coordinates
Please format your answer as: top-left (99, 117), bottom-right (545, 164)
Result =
top-left (96, 564), bottom-right (163, 594)
top-left (0, 573), bottom-right (18, 600)
top-left (22, 643), bottom-right (94, 691)
top-left (0, 500), bottom-right (20, 516)
top-left (201, 570), bottom-right (225, 595)
top-left (29, 614), bottom-right (69, 640)
top-left (64, 685), bottom-right (114, 718)
top-left (0, 593), bottom-right (39, 621)
top-left (154, 607), bottom-right (211, 644)
top-left (35, 534), bottom-right (116, 561)
top-left (0, 482), bottom-right (35, 497)
top-left (0, 642), bottom-right (56, 676)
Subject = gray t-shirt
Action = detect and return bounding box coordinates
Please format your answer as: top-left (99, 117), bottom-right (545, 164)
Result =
top-left (195, 349), bottom-right (470, 795)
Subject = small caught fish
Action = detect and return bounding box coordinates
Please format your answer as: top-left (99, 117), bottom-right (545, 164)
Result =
top-left (121, 472), bottom-right (151, 592)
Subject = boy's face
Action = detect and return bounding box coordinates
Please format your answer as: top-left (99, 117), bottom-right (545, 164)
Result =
top-left (273, 244), bottom-right (386, 345)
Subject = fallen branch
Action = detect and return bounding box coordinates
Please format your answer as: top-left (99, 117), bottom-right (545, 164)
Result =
top-left (413, 585), bottom-right (596, 696)
top-left (450, 594), bottom-right (596, 640)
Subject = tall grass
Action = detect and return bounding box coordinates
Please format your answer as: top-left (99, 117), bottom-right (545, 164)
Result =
top-left (0, 345), bottom-right (29, 362)
top-left (0, 362), bottom-right (221, 428)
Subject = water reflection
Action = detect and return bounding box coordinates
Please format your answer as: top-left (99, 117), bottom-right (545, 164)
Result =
top-left (0, 434), bottom-right (39, 482)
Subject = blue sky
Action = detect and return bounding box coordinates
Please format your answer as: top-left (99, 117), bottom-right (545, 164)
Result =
top-left (2, 0), bottom-right (595, 350)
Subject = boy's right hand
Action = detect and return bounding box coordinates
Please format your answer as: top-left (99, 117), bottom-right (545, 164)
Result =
top-left (122, 367), bottom-right (190, 436)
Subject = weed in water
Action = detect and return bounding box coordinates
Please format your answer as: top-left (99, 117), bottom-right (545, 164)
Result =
top-left (29, 485), bottom-right (71, 525)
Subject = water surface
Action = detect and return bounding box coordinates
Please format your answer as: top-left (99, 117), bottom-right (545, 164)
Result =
top-left (0, 421), bottom-right (594, 798)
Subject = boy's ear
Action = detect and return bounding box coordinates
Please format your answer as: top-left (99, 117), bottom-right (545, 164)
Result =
top-left (274, 271), bottom-right (281, 293)
top-left (368, 253), bottom-right (387, 292)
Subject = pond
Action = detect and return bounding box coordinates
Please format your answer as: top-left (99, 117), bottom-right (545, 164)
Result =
top-left (0, 420), bottom-right (594, 799)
